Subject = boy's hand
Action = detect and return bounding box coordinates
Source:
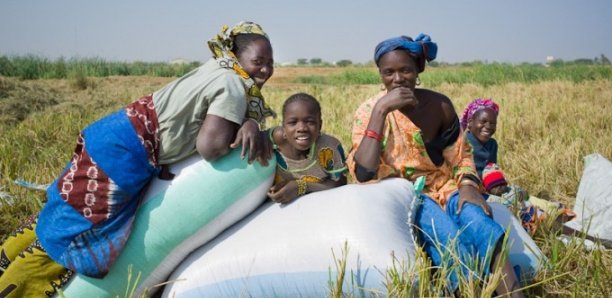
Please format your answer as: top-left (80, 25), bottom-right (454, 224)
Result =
top-left (267, 180), bottom-right (298, 204)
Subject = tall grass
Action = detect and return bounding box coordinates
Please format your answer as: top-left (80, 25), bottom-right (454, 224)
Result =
top-left (0, 55), bottom-right (199, 79)
top-left (0, 65), bottom-right (610, 296)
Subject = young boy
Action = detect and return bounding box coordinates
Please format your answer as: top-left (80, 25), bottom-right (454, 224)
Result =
top-left (267, 93), bottom-right (347, 204)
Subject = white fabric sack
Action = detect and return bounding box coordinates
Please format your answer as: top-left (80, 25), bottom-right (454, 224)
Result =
top-left (162, 178), bottom-right (544, 297)
top-left (564, 153), bottom-right (612, 241)
top-left (489, 203), bottom-right (545, 281)
top-left (163, 178), bottom-right (418, 297)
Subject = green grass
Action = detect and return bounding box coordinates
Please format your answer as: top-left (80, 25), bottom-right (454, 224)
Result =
top-left (1, 64), bottom-right (611, 296)
top-left (0, 55), bottom-right (199, 79)
top-left (294, 64), bottom-right (612, 87)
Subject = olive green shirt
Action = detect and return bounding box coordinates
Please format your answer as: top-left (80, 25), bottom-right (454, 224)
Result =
top-left (153, 59), bottom-right (247, 164)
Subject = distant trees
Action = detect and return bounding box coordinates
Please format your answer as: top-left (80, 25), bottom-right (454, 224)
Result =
top-left (293, 58), bottom-right (355, 67)
top-left (596, 54), bottom-right (610, 65)
top-left (309, 58), bottom-right (323, 65)
top-left (548, 54), bottom-right (611, 66)
top-left (289, 54), bottom-right (611, 67)
top-left (335, 59), bottom-right (352, 67)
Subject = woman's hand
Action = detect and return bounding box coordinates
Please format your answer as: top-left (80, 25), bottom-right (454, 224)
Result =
top-left (378, 87), bottom-right (418, 113)
top-left (267, 180), bottom-right (298, 204)
top-left (457, 185), bottom-right (492, 216)
top-left (230, 119), bottom-right (273, 166)
top-left (353, 87), bottom-right (418, 182)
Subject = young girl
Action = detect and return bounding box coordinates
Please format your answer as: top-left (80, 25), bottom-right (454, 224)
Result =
top-left (267, 93), bottom-right (347, 204)
top-left (460, 98), bottom-right (499, 178)
top-left (461, 98), bottom-right (574, 234)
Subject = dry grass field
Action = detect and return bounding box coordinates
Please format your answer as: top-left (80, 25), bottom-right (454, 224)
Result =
top-left (1, 66), bottom-right (611, 296)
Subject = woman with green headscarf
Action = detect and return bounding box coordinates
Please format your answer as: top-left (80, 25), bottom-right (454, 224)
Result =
top-left (0, 21), bottom-right (276, 297)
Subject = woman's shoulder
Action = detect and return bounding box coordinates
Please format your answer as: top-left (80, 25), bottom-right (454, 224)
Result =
top-left (200, 60), bottom-right (243, 82)
top-left (416, 88), bottom-right (456, 120)
top-left (197, 64), bottom-right (247, 101)
top-left (415, 88), bottom-right (452, 105)
top-left (161, 58), bottom-right (243, 92)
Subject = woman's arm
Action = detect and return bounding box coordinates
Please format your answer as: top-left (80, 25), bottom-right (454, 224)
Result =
top-left (447, 107), bottom-right (491, 215)
top-left (457, 181), bottom-right (492, 216)
top-left (197, 115), bottom-right (272, 165)
top-left (196, 114), bottom-right (239, 161)
top-left (435, 97), bottom-right (492, 215)
top-left (352, 102), bottom-right (387, 179)
top-left (352, 87), bottom-right (418, 182)
top-left (230, 118), bottom-right (272, 166)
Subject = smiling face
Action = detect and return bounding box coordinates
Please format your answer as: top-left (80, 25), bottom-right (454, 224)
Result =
top-left (377, 49), bottom-right (418, 92)
top-left (235, 36), bottom-right (274, 89)
top-left (468, 108), bottom-right (498, 144)
top-left (282, 99), bottom-right (322, 155)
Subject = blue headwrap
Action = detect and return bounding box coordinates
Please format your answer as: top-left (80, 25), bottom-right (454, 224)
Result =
top-left (374, 33), bottom-right (438, 73)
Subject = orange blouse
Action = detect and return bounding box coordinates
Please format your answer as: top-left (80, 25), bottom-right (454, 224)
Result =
top-left (346, 91), bottom-right (479, 208)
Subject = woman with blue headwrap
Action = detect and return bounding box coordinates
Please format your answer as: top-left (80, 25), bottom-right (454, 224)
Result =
top-left (346, 34), bottom-right (523, 297)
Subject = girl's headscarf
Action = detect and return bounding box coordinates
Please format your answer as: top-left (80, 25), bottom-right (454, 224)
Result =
top-left (460, 98), bottom-right (500, 130)
top-left (373, 33), bottom-right (438, 73)
top-left (207, 21), bottom-right (276, 125)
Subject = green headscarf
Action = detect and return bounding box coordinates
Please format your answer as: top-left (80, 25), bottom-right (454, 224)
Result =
top-left (207, 21), bottom-right (276, 126)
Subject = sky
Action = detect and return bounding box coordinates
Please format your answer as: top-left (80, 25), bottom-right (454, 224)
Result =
top-left (1, 0), bottom-right (611, 65)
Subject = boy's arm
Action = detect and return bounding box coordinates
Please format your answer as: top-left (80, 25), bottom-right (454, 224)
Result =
top-left (306, 175), bottom-right (347, 193)
top-left (268, 175), bottom-right (347, 205)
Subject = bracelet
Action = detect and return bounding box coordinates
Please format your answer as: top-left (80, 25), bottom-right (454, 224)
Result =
top-left (459, 179), bottom-right (480, 189)
top-left (296, 178), bottom-right (308, 196)
top-left (365, 129), bottom-right (383, 142)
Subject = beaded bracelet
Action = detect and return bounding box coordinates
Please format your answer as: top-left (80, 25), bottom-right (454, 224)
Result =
top-left (296, 178), bottom-right (308, 196)
top-left (365, 129), bottom-right (383, 142)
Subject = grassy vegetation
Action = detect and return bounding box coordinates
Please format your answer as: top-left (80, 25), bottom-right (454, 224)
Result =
top-left (294, 63), bottom-right (612, 87)
top-left (1, 63), bottom-right (610, 296)
top-left (0, 55), bottom-right (198, 80)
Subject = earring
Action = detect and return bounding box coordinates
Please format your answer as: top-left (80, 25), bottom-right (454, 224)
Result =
top-left (380, 84), bottom-right (386, 91)
top-left (416, 77), bottom-right (421, 86)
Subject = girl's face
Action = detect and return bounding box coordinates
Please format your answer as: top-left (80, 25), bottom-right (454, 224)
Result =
top-left (237, 38), bottom-right (274, 89)
top-left (468, 108), bottom-right (497, 144)
top-left (377, 50), bottom-right (418, 92)
top-left (282, 100), bottom-right (322, 153)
